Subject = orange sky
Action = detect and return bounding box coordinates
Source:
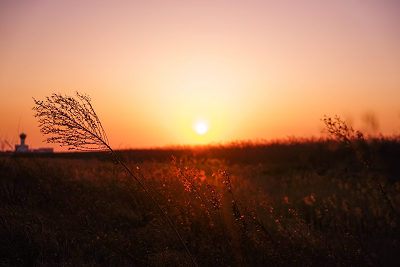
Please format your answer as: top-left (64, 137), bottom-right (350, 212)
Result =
top-left (1, 0), bottom-right (400, 150)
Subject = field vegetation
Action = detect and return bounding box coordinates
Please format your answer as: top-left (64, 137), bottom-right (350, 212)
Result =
top-left (1, 133), bottom-right (399, 266)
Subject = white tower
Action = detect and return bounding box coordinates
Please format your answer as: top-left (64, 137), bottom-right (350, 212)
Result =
top-left (15, 133), bottom-right (29, 152)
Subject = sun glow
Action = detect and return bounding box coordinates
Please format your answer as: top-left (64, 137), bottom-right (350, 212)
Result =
top-left (194, 120), bottom-right (209, 135)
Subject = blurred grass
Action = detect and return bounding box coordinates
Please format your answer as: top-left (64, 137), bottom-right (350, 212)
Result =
top-left (0, 139), bottom-right (399, 266)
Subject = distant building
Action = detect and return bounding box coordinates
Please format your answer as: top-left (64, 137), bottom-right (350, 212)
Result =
top-left (15, 133), bottom-right (29, 152)
top-left (14, 133), bottom-right (54, 153)
top-left (33, 148), bottom-right (54, 153)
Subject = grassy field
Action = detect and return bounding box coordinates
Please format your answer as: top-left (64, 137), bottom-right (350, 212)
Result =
top-left (1, 139), bottom-right (399, 266)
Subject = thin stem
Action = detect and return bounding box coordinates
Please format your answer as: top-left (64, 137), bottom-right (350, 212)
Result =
top-left (104, 143), bottom-right (198, 267)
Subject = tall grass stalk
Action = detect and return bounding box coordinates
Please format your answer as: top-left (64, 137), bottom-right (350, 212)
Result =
top-left (33, 92), bottom-right (197, 266)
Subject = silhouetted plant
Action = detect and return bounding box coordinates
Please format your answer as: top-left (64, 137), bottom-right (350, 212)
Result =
top-left (33, 92), bottom-right (197, 266)
top-left (322, 115), bottom-right (364, 145)
top-left (33, 92), bottom-right (109, 150)
top-left (323, 115), bottom-right (374, 167)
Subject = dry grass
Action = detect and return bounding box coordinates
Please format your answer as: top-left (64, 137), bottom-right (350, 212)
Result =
top-left (1, 138), bottom-right (399, 266)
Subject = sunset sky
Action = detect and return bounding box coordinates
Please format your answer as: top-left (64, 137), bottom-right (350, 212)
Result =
top-left (1, 0), bottom-right (400, 150)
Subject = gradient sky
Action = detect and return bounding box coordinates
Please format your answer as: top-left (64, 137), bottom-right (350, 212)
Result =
top-left (1, 0), bottom-right (400, 150)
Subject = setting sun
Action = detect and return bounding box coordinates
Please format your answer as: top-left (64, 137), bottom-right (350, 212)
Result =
top-left (194, 120), bottom-right (209, 135)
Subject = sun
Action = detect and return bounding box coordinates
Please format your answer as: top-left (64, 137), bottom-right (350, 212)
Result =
top-left (194, 120), bottom-right (209, 135)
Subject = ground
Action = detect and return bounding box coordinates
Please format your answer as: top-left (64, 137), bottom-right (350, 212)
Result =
top-left (0, 140), bottom-right (399, 266)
